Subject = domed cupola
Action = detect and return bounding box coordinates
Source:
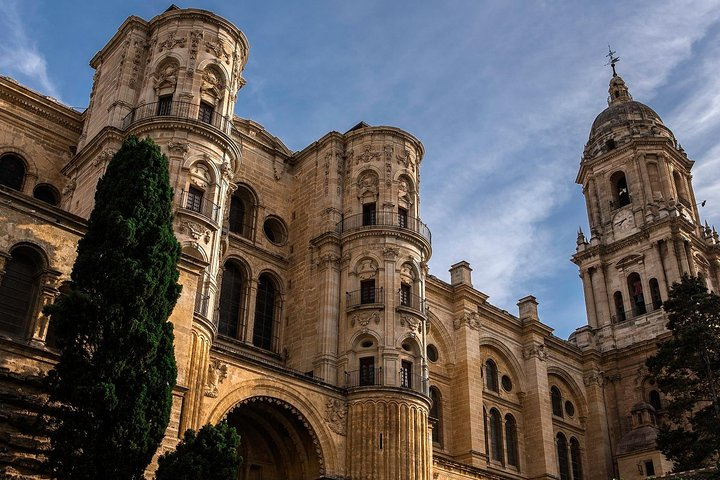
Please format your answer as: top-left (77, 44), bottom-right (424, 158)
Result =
top-left (583, 73), bottom-right (676, 162)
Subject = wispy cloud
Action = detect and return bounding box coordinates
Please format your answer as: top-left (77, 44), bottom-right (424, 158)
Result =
top-left (0, 1), bottom-right (59, 99)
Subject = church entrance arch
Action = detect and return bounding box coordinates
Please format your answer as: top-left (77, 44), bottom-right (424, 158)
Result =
top-left (224, 396), bottom-right (325, 479)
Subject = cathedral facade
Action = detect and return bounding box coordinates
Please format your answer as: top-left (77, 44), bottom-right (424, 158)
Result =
top-left (0, 6), bottom-right (718, 480)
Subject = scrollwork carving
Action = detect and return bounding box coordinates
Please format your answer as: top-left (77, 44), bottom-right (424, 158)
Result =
top-left (400, 314), bottom-right (421, 332)
top-left (179, 221), bottom-right (211, 244)
top-left (522, 342), bottom-right (547, 361)
top-left (324, 398), bottom-right (348, 436)
top-left (204, 359), bottom-right (228, 397)
top-left (453, 312), bottom-right (480, 331)
top-left (350, 312), bottom-right (379, 328)
top-left (158, 31), bottom-right (186, 51)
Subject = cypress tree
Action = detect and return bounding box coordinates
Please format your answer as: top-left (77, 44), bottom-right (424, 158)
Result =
top-left (155, 423), bottom-right (241, 480)
top-left (46, 136), bottom-right (181, 479)
top-left (646, 275), bottom-right (720, 472)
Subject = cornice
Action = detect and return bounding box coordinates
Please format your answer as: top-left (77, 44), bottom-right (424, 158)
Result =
top-left (339, 227), bottom-right (431, 259)
top-left (0, 187), bottom-right (87, 237)
top-left (0, 77), bottom-right (83, 134)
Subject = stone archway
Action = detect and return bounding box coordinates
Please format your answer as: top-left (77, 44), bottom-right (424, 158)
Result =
top-left (224, 396), bottom-right (325, 480)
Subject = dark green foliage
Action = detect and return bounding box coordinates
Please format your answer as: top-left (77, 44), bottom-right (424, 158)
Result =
top-left (646, 275), bottom-right (720, 472)
top-left (155, 423), bottom-right (241, 480)
top-left (45, 136), bottom-right (181, 479)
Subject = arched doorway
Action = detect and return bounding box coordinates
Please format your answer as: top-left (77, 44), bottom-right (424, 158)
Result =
top-left (225, 396), bottom-right (325, 479)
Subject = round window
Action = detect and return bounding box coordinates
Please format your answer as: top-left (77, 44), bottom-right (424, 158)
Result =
top-left (565, 400), bottom-right (575, 417)
top-left (361, 340), bottom-right (373, 348)
top-left (263, 216), bottom-right (288, 245)
top-left (427, 344), bottom-right (439, 362)
top-left (501, 374), bottom-right (513, 392)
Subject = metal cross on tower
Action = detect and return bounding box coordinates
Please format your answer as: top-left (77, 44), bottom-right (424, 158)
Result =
top-left (605, 45), bottom-right (620, 76)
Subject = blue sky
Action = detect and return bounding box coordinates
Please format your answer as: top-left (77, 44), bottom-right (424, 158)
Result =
top-left (2, 1), bottom-right (720, 338)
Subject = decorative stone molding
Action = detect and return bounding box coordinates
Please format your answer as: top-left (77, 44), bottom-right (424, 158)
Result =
top-left (201, 67), bottom-right (226, 96)
top-left (167, 141), bottom-right (189, 156)
top-left (158, 31), bottom-right (187, 51)
top-left (356, 258), bottom-right (378, 280)
top-left (320, 253), bottom-right (340, 269)
top-left (204, 359), bottom-right (228, 397)
top-left (453, 312), bottom-right (480, 331)
top-left (400, 314), bottom-right (421, 333)
top-left (522, 342), bottom-right (547, 361)
top-left (62, 178), bottom-right (77, 198)
top-left (92, 150), bottom-right (114, 168)
top-left (356, 145), bottom-right (380, 165)
top-left (179, 220), bottom-right (211, 244)
top-left (397, 149), bottom-right (415, 172)
top-left (383, 247), bottom-right (400, 260)
top-left (583, 370), bottom-right (605, 387)
top-left (205, 37), bottom-right (231, 64)
top-left (187, 30), bottom-right (203, 74)
top-left (324, 398), bottom-right (348, 436)
top-left (350, 312), bottom-right (379, 328)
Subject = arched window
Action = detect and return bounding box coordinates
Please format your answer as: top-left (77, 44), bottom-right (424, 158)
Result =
top-left (613, 291), bottom-right (626, 322)
top-left (218, 262), bottom-right (245, 338)
top-left (489, 408), bottom-right (503, 463)
top-left (557, 432), bottom-right (570, 480)
top-left (648, 389), bottom-right (662, 411)
top-left (505, 413), bottom-right (519, 467)
top-left (627, 272), bottom-right (646, 316)
top-left (610, 171), bottom-right (630, 207)
top-left (551, 386), bottom-right (563, 417)
top-left (0, 154), bottom-right (26, 191)
top-left (570, 437), bottom-right (583, 480)
top-left (649, 278), bottom-right (662, 310)
top-left (485, 359), bottom-right (499, 392)
top-left (430, 387), bottom-right (442, 445)
top-left (253, 273), bottom-right (278, 350)
top-left (0, 246), bottom-right (43, 336)
top-left (228, 195), bottom-right (246, 235)
top-left (228, 185), bottom-right (256, 238)
top-left (33, 184), bottom-right (59, 206)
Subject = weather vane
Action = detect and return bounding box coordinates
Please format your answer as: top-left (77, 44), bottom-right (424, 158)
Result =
top-left (605, 45), bottom-right (620, 76)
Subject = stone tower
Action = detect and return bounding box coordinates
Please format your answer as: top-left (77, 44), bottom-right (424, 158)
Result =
top-left (62, 6), bottom-right (250, 438)
top-left (571, 69), bottom-right (720, 479)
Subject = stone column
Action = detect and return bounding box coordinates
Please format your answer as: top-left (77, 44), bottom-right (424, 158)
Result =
top-left (178, 324), bottom-right (212, 434)
top-left (450, 312), bottom-right (486, 467)
top-left (30, 271), bottom-right (61, 343)
top-left (580, 269), bottom-right (598, 328)
top-left (521, 331), bottom-right (557, 480)
top-left (314, 251), bottom-right (341, 384)
top-left (583, 368), bottom-right (613, 480)
top-left (589, 266), bottom-right (611, 327)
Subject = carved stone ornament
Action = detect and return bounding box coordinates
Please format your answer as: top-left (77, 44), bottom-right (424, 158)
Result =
top-left (190, 164), bottom-right (211, 189)
top-left (320, 253), bottom-right (341, 268)
top-left (167, 141), bottom-right (189, 156)
top-left (201, 68), bottom-right (226, 96)
top-left (220, 159), bottom-right (233, 181)
top-left (383, 247), bottom-right (400, 260)
top-left (356, 145), bottom-right (380, 165)
top-left (158, 31), bottom-right (187, 51)
top-left (522, 342), bottom-right (547, 361)
top-left (350, 312), bottom-right (379, 328)
top-left (62, 179), bottom-right (77, 198)
top-left (324, 398), bottom-right (348, 436)
top-left (357, 172), bottom-right (379, 199)
top-left (453, 312), bottom-right (480, 331)
top-left (179, 221), bottom-right (211, 244)
top-left (583, 370), bottom-right (605, 387)
top-left (205, 37), bottom-right (231, 64)
top-left (92, 150), bottom-right (114, 168)
top-left (397, 149), bottom-right (415, 172)
top-left (356, 258), bottom-right (378, 280)
top-left (153, 64), bottom-right (178, 92)
top-left (205, 359), bottom-right (228, 397)
top-left (400, 314), bottom-right (421, 332)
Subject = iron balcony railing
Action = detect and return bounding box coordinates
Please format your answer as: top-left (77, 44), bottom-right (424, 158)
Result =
top-left (397, 291), bottom-right (426, 313)
top-left (612, 301), bottom-right (663, 323)
top-left (121, 100), bottom-right (233, 133)
top-left (346, 287), bottom-right (384, 308)
top-left (194, 293), bottom-right (210, 317)
top-left (178, 189), bottom-right (221, 223)
top-left (344, 367), bottom-right (428, 395)
top-left (336, 211), bottom-right (431, 243)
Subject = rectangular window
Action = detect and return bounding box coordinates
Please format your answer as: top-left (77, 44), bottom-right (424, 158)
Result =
top-left (199, 101), bottom-right (214, 124)
top-left (400, 283), bottom-right (411, 307)
top-left (398, 207), bottom-right (408, 228)
top-left (157, 95), bottom-right (172, 116)
top-left (360, 279), bottom-right (376, 304)
top-left (359, 357), bottom-right (375, 386)
top-left (400, 360), bottom-right (412, 388)
top-left (186, 186), bottom-right (204, 213)
top-left (362, 203), bottom-right (376, 226)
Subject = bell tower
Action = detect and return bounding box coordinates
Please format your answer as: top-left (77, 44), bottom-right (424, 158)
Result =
top-left (571, 64), bottom-right (720, 351)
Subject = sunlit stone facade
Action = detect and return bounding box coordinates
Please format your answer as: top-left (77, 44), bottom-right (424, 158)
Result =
top-left (1, 6), bottom-right (718, 480)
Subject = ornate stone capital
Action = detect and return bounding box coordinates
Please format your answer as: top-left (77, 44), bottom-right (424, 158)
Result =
top-left (583, 370), bottom-right (605, 387)
top-left (383, 247), bottom-right (400, 260)
top-left (167, 141), bottom-right (189, 157)
top-left (453, 312), bottom-right (480, 331)
top-left (522, 342), bottom-right (547, 361)
top-left (324, 398), bottom-right (347, 436)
